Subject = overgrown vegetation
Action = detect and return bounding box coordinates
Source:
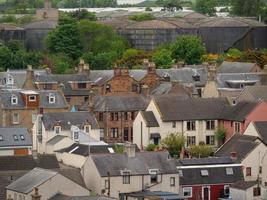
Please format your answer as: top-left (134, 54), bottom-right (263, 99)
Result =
top-left (128, 13), bottom-right (155, 21)
top-left (161, 133), bottom-right (185, 157)
top-left (189, 143), bottom-right (213, 158)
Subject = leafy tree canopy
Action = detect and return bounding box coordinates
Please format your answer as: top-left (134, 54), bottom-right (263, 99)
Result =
top-left (161, 133), bottom-right (185, 157)
top-left (195, 0), bottom-right (217, 16)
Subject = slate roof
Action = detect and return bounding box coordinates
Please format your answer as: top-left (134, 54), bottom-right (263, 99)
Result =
top-left (58, 168), bottom-right (86, 188)
top-left (178, 157), bottom-right (234, 166)
top-left (6, 168), bottom-right (58, 194)
top-left (215, 134), bottom-right (259, 161)
top-left (221, 101), bottom-right (257, 122)
top-left (178, 165), bottom-right (244, 185)
top-left (81, 95), bottom-right (149, 112)
top-left (254, 121), bottom-right (267, 145)
top-left (42, 112), bottom-right (99, 130)
top-left (237, 85), bottom-right (267, 102)
top-left (0, 154), bottom-right (59, 171)
top-left (91, 151), bottom-right (177, 177)
top-left (124, 190), bottom-right (184, 199)
top-left (154, 96), bottom-right (228, 121)
top-left (46, 135), bottom-right (67, 145)
top-left (230, 180), bottom-right (258, 190)
top-left (218, 61), bottom-right (257, 74)
top-left (56, 144), bottom-right (114, 156)
top-left (0, 89), bottom-right (68, 109)
top-left (49, 194), bottom-right (114, 200)
top-left (141, 111), bottom-right (159, 127)
top-left (0, 128), bottom-right (32, 147)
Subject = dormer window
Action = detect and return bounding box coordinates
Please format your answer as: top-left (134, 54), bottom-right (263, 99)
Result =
top-left (84, 125), bottom-right (90, 133)
top-left (11, 94), bottom-right (18, 105)
top-left (54, 126), bottom-right (61, 134)
top-left (149, 169), bottom-right (159, 183)
top-left (29, 95), bottom-right (36, 102)
top-left (49, 93), bottom-right (56, 104)
top-left (5, 74), bottom-right (14, 85)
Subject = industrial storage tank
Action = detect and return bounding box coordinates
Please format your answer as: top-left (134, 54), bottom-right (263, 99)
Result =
top-left (23, 20), bottom-right (57, 51)
top-left (196, 17), bottom-right (267, 53)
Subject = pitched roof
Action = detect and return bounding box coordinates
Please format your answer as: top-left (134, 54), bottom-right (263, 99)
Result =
top-left (154, 96), bottom-right (228, 121)
top-left (49, 194), bottom-right (114, 200)
top-left (221, 101), bottom-right (258, 122)
top-left (91, 151), bottom-right (177, 177)
top-left (215, 134), bottom-right (260, 161)
top-left (254, 121), bottom-right (267, 145)
top-left (58, 168), bottom-right (86, 188)
top-left (42, 112), bottom-right (99, 130)
top-left (218, 61), bottom-right (257, 74)
top-left (83, 95), bottom-right (149, 112)
top-left (230, 180), bottom-right (258, 190)
top-left (0, 154), bottom-right (59, 171)
top-left (0, 128), bottom-right (32, 147)
top-left (178, 157), bottom-right (234, 166)
top-left (238, 85), bottom-right (267, 102)
top-left (6, 168), bottom-right (57, 194)
top-left (46, 135), bottom-right (67, 145)
top-left (141, 111), bottom-right (159, 127)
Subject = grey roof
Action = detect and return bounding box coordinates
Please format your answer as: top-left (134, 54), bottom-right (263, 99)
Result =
top-left (237, 85), bottom-right (267, 102)
top-left (141, 111), bottom-right (159, 127)
top-left (0, 154), bottom-right (59, 171)
top-left (216, 73), bottom-right (261, 89)
top-left (179, 165), bottom-right (244, 185)
top-left (218, 61), bottom-right (257, 74)
top-left (124, 190), bottom-right (184, 199)
top-left (179, 157), bottom-right (234, 166)
top-left (0, 89), bottom-right (68, 109)
top-left (154, 96), bottom-right (228, 121)
top-left (215, 134), bottom-right (259, 161)
top-left (49, 194), bottom-right (114, 200)
top-left (35, 74), bottom-right (91, 96)
top-left (58, 168), bottom-right (86, 188)
top-left (91, 151), bottom-right (177, 177)
top-left (6, 168), bottom-right (57, 194)
top-left (46, 135), bottom-right (67, 145)
top-left (42, 112), bottom-right (99, 131)
top-left (221, 101), bottom-right (257, 122)
top-left (0, 128), bottom-right (32, 147)
top-left (230, 180), bottom-right (258, 190)
top-left (254, 121), bottom-right (267, 145)
top-left (83, 95), bottom-right (149, 112)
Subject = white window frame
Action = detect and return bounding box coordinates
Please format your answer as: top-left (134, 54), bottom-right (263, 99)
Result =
top-left (121, 171), bottom-right (131, 184)
top-left (28, 95), bottom-right (36, 102)
top-left (48, 93), bottom-right (56, 104)
top-left (84, 125), bottom-right (90, 133)
top-left (187, 136), bottom-right (196, 146)
top-left (6, 74), bottom-right (14, 85)
top-left (149, 169), bottom-right (159, 183)
top-left (224, 185), bottom-right (230, 196)
top-left (206, 135), bottom-right (215, 146)
top-left (170, 177), bottom-right (175, 187)
top-left (11, 94), bottom-right (18, 105)
top-left (206, 120), bottom-right (215, 130)
top-left (183, 187), bottom-right (192, 198)
top-left (13, 113), bottom-right (19, 124)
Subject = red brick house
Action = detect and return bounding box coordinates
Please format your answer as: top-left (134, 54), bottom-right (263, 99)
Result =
top-left (219, 101), bottom-right (267, 139)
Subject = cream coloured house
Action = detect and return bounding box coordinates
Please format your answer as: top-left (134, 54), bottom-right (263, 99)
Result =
top-left (6, 167), bottom-right (90, 200)
top-left (82, 144), bottom-right (179, 199)
top-left (133, 96), bottom-right (228, 149)
top-left (32, 112), bottom-right (101, 154)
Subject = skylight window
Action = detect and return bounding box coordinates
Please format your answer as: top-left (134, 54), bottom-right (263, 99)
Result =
top-left (226, 167), bottom-right (234, 175)
top-left (0, 135), bottom-right (3, 141)
top-left (20, 135), bottom-right (25, 140)
top-left (200, 169), bottom-right (209, 177)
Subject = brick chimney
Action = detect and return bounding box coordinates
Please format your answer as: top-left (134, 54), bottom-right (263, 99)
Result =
top-left (141, 84), bottom-right (149, 96)
top-left (147, 62), bottom-right (156, 74)
top-left (124, 143), bottom-right (136, 158)
top-left (22, 65), bottom-right (36, 90)
top-left (206, 62), bottom-right (217, 81)
top-left (31, 188), bottom-right (41, 200)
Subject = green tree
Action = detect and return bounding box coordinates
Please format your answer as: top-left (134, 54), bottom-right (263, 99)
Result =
top-left (52, 54), bottom-right (72, 74)
top-left (195, 0), bottom-right (217, 16)
top-left (0, 46), bottom-right (12, 69)
top-left (146, 144), bottom-right (159, 151)
top-left (170, 35), bottom-right (206, 64)
top-left (70, 9), bottom-right (97, 21)
top-left (46, 22), bottom-right (83, 60)
top-left (189, 144), bottom-right (213, 158)
top-left (161, 133), bottom-right (185, 157)
top-left (215, 125), bottom-right (227, 146)
top-left (6, 40), bottom-right (25, 53)
top-left (159, 0), bottom-right (183, 11)
top-left (231, 0), bottom-right (265, 17)
top-left (152, 49), bottom-right (173, 68)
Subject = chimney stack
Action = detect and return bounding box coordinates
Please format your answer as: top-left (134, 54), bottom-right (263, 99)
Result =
top-left (124, 143), bottom-right (136, 158)
top-left (206, 62), bottom-right (217, 81)
top-left (22, 65), bottom-right (36, 90)
top-left (77, 59), bottom-right (90, 76)
top-left (141, 84), bottom-right (149, 96)
top-left (31, 188), bottom-right (41, 200)
top-left (230, 151), bottom-right (237, 161)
